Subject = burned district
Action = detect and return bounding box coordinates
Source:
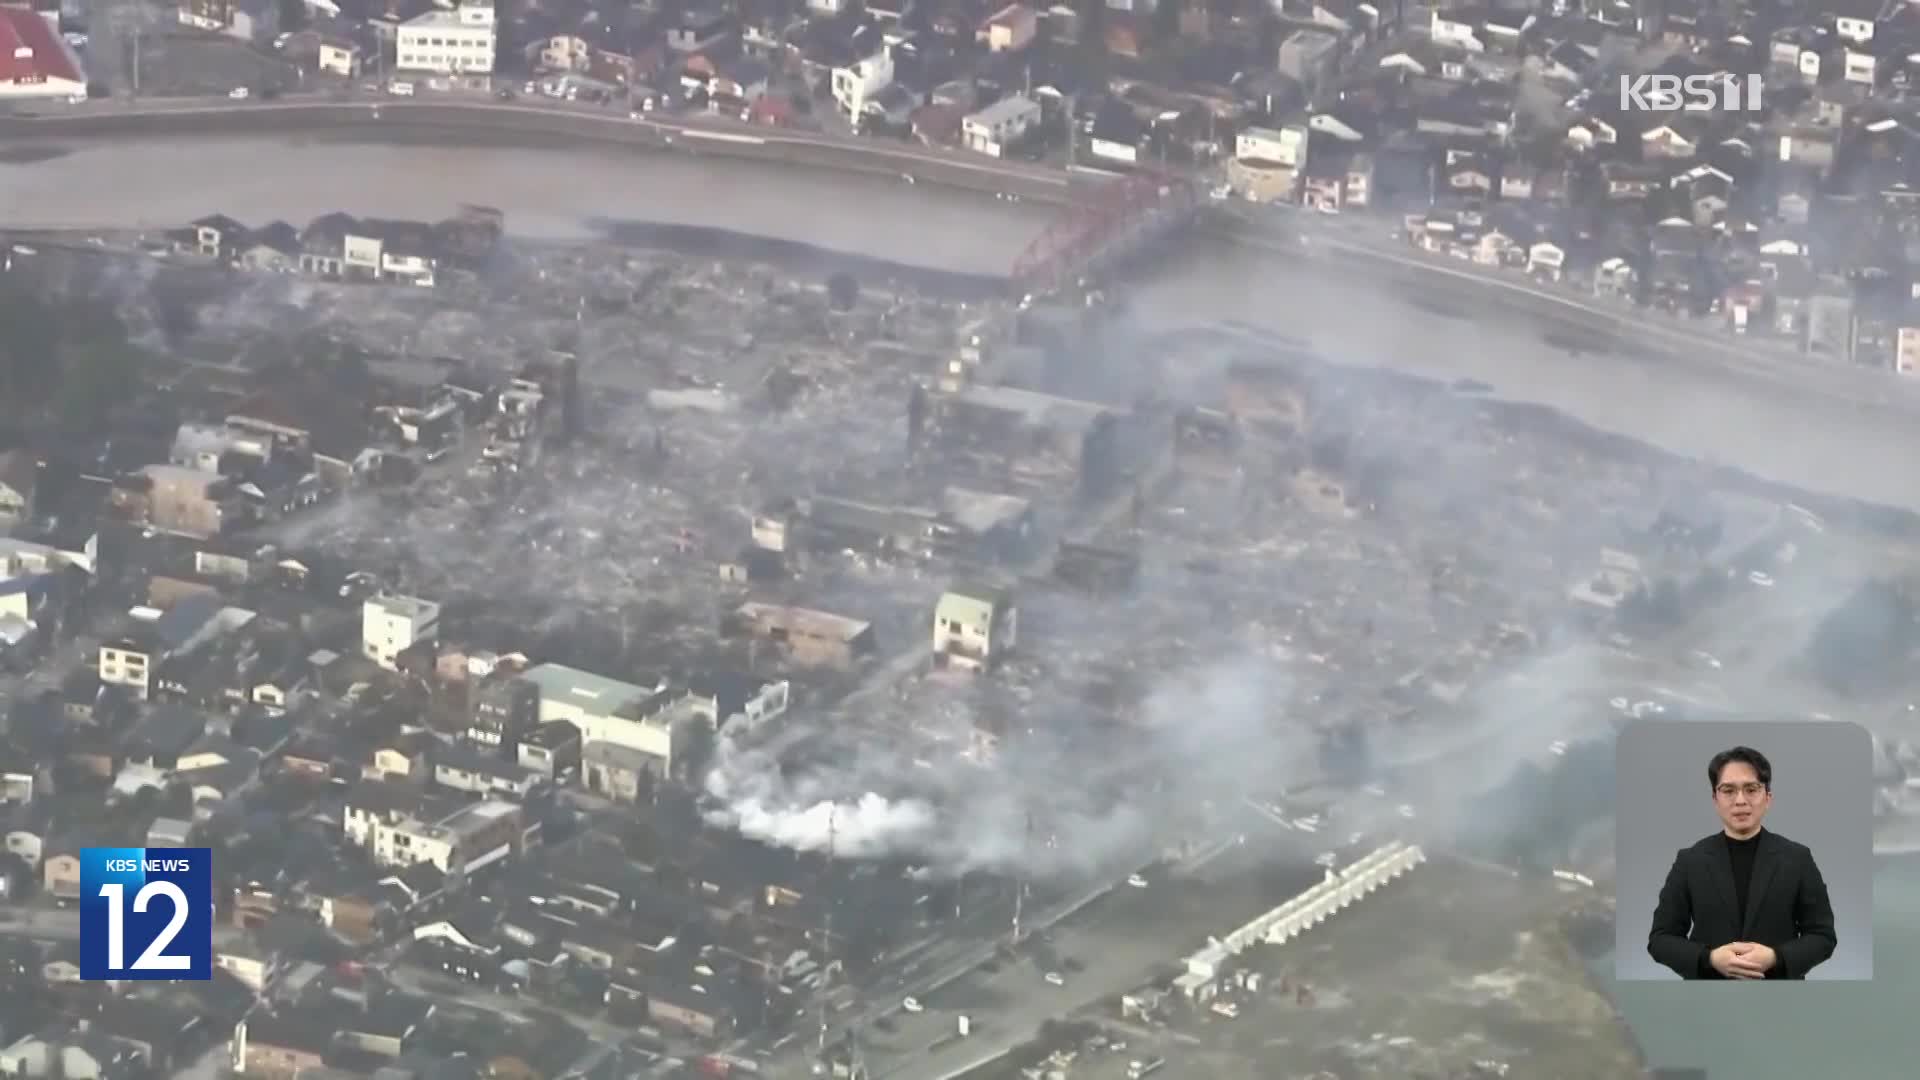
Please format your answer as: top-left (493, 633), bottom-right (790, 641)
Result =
top-left (4, 219), bottom-right (1920, 1080)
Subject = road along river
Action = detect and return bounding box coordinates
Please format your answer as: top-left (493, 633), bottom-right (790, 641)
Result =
top-left (4, 134), bottom-right (1920, 513)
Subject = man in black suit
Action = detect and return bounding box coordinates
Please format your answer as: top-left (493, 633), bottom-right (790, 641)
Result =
top-left (1646, 745), bottom-right (1838, 980)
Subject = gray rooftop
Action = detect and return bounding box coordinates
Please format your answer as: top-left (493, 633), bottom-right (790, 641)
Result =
top-left (522, 663), bottom-right (655, 717)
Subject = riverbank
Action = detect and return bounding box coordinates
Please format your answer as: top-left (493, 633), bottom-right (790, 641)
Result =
top-left (0, 135), bottom-right (1054, 276)
top-left (13, 132), bottom-right (1920, 508)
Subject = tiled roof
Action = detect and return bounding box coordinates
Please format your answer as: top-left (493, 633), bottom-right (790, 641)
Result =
top-left (0, 8), bottom-right (84, 88)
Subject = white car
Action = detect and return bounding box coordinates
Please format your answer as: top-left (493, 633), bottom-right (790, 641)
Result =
top-left (1748, 570), bottom-right (1775, 587)
top-left (901, 996), bottom-right (924, 1013)
top-left (1126, 873), bottom-right (1148, 889)
top-left (1043, 971), bottom-right (1065, 987)
top-left (228, 86), bottom-right (250, 100)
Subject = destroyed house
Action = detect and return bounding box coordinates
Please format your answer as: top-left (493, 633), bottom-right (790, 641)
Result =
top-left (919, 384), bottom-right (1123, 493)
top-left (1173, 406), bottom-right (1243, 465)
top-left (1052, 541), bottom-right (1141, 593)
top-left (725, 602), bottom-right (875, 670)
top-left (799, 487), bottom-right (1034, 563)
top-left (1224, 360), bottom-right (1312, 436)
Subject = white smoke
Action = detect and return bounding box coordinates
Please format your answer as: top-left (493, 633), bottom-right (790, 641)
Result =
top-left (700, 652), bottom-right (1314, 879)
top-left (704, 741), bottom-right (942, 858)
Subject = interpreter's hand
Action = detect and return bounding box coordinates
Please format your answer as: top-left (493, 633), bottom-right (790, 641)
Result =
top-left (1730, 943), bottom-right (1777, 978)
top-left (1710, 942), bottom-right (1764, 979)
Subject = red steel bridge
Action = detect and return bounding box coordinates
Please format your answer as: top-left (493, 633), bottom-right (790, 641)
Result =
top-left (1010, 167), bottom-right (1201, 297)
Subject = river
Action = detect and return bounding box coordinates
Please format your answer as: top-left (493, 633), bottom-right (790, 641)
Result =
top-left (8, 137), bottom-right (1920, 509)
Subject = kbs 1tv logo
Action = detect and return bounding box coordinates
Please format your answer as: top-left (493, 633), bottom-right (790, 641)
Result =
top-left (79, 848), bottom-right (213, 981)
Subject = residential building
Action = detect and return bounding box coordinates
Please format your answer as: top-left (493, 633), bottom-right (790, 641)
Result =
top-left (1235, 125), bottom-right (1308, 168)
top-left (519, 663), bottom-right (689, 777)
top-left (467, 677), bottom-right (540, 751)
top-left (362, 593), bottom-right (440, 670)
top-left (516, 720), bottom-right (581, 779)
top-left (344, 783), bottom-right (524, 873)
top-left (831, 49), bottom-right (892, 119)
top-left (0, 5), bottom-right (88, 101)
top-left (99, 594), bottom-right (234, 702)
top-left (0, 450), bottom-right (34, 523)
top-left (932, 583), bottom-right (1017, 672)
top-left (125, 464), bottom-right (243, 539)
top-left (231, 1013), bottom-right (331, 1079)
top-left (979, 4), bottom-right (1037, 52)
top-left (317, 38), bottom-right (358, 78)
top-left (342, 218), bottom-right (441, 287)
top-left (962, 94), bottom-right (1040, 157)
top-left (396, 0), bottom-right (496, 76)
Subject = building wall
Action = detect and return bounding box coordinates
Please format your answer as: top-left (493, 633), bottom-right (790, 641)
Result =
top-left (583, 757), bottom-right (646, 802)
top-left (396, 19), bottom-right (496, 73)
top-left (318, 44), bottom-right (357, 77)
top-left (100, 644), bottom-right (153, 700)
top-left (43, 853), bottom-right (80, 898)
top-left (147, 472), bottom-right (229, 538)
top-left (363, 596), bottom-right (439, 670)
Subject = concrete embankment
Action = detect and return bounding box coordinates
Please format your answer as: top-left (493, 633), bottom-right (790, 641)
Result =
top-left (0, 103), bottom-right (1082, 206)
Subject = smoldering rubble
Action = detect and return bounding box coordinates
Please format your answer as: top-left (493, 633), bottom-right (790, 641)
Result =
top-left (701, 652), bottom-right (1323, 879)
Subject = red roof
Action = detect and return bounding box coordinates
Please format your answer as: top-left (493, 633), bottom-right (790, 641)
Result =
top-left (0, 7), bottom-right (84, 89)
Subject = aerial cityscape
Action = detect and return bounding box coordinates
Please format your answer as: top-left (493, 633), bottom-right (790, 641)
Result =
top-left (3, 0), bottom-right (1920, 1077)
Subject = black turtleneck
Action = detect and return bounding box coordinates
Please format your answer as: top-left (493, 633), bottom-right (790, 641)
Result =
top-left (1698, 829), bottom-right (1764, 978)
top-left (1726, 830), bottom-right (1762, 924)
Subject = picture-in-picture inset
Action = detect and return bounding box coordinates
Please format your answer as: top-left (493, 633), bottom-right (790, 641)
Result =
top-left (1614, 719), bottom-right (1875, 982)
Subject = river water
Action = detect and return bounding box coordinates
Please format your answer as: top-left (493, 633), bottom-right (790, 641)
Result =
top-left (1591, 855), bottom-right (1920, 1076)
top-left (8, 138), bottom-right (1920, 508)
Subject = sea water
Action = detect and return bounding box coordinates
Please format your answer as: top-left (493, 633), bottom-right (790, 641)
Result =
top-left (1591, 854), bottom-right (1920, 1075)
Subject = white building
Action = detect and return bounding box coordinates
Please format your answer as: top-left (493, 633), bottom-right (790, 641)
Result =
top-left (831, 48), bottom-right (893, 119)
top-left (373, 800), bottom-right (519, 873)
top-left (362, 593), bottom-right (441, 670)
top-left (1235, 125), bottom-right (1307, 168)
top-left (962, 94), bottom-right (1040, 158)
top-left (932, 584), bottom-right (1017, 672)
top-left (520, 662), bottom-right (688, 775)
top-left (396, 0), bottom-right (496, 76)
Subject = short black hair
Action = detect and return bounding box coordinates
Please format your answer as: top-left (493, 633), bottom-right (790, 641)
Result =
top-left (1709, 746), bottom-right (1773, 790)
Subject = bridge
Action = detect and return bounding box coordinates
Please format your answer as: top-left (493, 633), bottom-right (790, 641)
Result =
top-left (1010, 168), bottom-right (1201, 298)
top-left (1172, 841), bottom-right (1427, 998)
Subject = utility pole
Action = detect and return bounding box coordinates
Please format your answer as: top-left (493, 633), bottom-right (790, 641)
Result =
top-left (817, 808), bottom-right (836, 1054)
top-left (1066, 97), bottom-right (1077, 171)
top-left (1010, 811), bottom-right (1033, 944)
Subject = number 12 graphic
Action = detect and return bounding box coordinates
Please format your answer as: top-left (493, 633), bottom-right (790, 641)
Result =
top-left (96, 881), bottom-right (194, 971)
top-left (79, 847), bottom-right (213, 981)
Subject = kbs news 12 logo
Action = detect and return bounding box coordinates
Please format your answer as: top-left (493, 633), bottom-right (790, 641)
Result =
top-left (1618, 72), bottom-right (1764, 114)
top-left (79, 848), bottom-right (213, 981)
